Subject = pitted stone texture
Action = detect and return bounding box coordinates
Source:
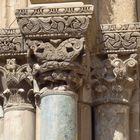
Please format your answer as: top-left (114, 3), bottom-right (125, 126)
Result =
top-left (41, 93), bottom-right (77, 140)
top-left (99, 0), bottom-right (137, 24)
top-left (94, 104), bottom-right (129, 140)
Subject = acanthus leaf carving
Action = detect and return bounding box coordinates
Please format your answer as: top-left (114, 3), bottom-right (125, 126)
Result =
top-left (91, 53), bottom-right (138, 106)
top-left (0, 58), bottom-right (34, 108)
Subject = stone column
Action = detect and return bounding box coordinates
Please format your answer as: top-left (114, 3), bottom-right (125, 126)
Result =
top-left (98, 0), bottom-right (137, 24)
top-left (16, 3), bottom-right (93, 140)
top-left (130, 90), bottom-right (140, 140)
top-left (92, 52), bottom-right (138, 140)
top-left (78, 86), bottom-right (93, 140)
top-left (0, 59), bottom-right (35, 140)
top-left (40, 89), bottom-right (78, 140)
top-left (0, 100), bottom-right (4, 140)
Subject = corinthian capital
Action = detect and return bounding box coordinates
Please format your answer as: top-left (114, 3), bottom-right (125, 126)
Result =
top-left (0, 58), bottom-right (34, 110)
top-left (91, 53), bottom-right (138, 106)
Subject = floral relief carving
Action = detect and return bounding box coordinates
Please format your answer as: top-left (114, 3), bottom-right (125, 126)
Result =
top-left (17, 16), bottom-right (90, 36)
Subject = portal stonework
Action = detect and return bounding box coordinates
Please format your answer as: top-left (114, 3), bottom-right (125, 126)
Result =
top-left (0, 1), bottom-right (139, 140)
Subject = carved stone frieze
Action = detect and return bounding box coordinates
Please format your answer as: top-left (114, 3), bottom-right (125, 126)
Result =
top-left (0, 58), bottom-right (34, 110)
top-left (91, 53), bottom-right (138, 105)
top-left (15, 5), bottom-right (93, 37)
top-left (0, 29), bottom-right (26, 56)
top-left (97, 23), bottom-right (140, 53)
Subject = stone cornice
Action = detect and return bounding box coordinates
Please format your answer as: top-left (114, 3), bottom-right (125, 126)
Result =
top-left (97, 23), bottom-right (140, 54)
top-left (15, 5), bottom-right (93, 17)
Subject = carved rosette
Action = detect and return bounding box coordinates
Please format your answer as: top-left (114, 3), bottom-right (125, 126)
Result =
top-left (92, 23), bottom-right (140, 106)
top-left (0, 58), bottom-right (34, 111)
top-left (16, 4), bottom-right (94, 94)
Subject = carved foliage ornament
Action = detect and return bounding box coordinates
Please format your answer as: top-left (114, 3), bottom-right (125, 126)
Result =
top-left (98, 23), bottom-right (140, 53)
top-left (27, 38), bottom-right (86, 90)
top-left (18, 16), bottom-right (90, 36)
top-left (0, 59), bottom-right (34, 107)
top-left (91, 54), bottom-right (138, 105)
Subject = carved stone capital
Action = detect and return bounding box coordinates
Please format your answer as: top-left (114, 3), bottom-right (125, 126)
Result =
top-left (91, 54), bottom-right (138, 106)
top-left (27, 38), bottom-right (86, 91)
top-left (0, 58), bottom-right (34, 110)
top-left (16, 4), bottom-right (93, 92)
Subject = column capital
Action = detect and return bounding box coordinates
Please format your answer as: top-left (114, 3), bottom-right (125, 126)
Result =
top-left (92, 53), bottom-right (138, 106)
top-left (92, 23), bottom-right (140, 106)
top-left (0, 58), bottom-right (34, 111)
top-left (16, 4), bottom-right (94, 92)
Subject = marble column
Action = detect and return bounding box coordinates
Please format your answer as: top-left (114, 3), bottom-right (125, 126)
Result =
top-left (0, 59), bottom-right (36, 140)
top-left (3, 89), bottom-right (35, 140)
top-left (98, 0), bottom-right (137, 24)
top-left (40, 89), bottom-right (78, 140)
top-left (94, 104), bottom-right (129, 140)
top-left (15, 3), bottom-right (93, 140)
top-left (92, 54), bottom-right (138, 140)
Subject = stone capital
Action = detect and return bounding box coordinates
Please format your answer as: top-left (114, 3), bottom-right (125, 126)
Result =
top-left (16, 4), bottom-right (94, 92)
top-left (91, 53), bottom-right (138, 106)
top-left (0, 58), bottom-right (34, 111)
top-left (91, 23), bottom-right (140, 106)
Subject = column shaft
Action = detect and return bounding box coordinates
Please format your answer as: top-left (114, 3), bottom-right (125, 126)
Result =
top-left (40, 90), bottom-right (77, 140)
top-left (78, 103), bottom-right (92, 140)
top-left (94, 104), bottom-right (129, 140)
top-left (36, 105), bottom-right (41, 140)
top-left (4, 108), bottom-right (35, 140)
top-left (0, 105), bottom-right (3, 140)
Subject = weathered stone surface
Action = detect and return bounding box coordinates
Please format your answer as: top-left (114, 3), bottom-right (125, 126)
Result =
top-left (40, 91), bottom-right (77, 140)
top-left (4, 110), bottom-right (35, 140)
top-left (94, 104), bottom-right (129, 140)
